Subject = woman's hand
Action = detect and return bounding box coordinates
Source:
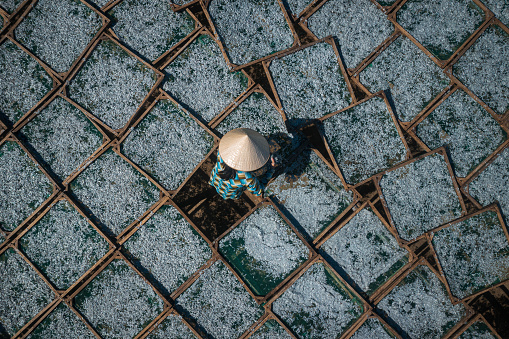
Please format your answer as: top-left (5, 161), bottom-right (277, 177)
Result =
top-left (271, 155), bottom-right (276, 167)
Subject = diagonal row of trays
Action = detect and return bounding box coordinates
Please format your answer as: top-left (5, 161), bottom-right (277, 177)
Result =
top-left (0, 0), bottom-right (508, 338)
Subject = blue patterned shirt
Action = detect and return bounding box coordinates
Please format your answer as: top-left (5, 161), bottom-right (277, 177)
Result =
top-left (209, 152), bottom-right (274, 200)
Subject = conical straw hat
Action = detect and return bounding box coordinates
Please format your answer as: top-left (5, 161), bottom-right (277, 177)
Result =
top-left (219, 128), bottom-right (270, 171)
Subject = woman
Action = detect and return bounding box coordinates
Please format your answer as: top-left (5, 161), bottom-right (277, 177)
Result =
top-left (209, 128), bottom-right (276, 200)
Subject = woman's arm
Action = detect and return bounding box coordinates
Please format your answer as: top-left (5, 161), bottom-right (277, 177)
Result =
top-left (258, 155), bottom-right (276, 187)
top-left (245, 176), bottom-right (264, 196)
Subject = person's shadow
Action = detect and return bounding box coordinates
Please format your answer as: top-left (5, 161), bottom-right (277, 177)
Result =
top-left (268, 118), bottom-right (329, 183)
